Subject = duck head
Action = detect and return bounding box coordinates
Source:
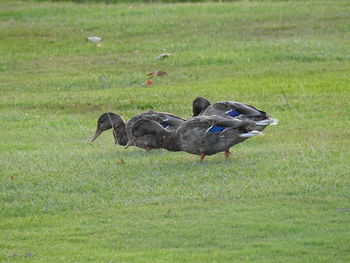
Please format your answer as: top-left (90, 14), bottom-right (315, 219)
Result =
top-left (91, 112), bottom-right (128, 145)
top-left (192, 97), bottom-right (211, 117)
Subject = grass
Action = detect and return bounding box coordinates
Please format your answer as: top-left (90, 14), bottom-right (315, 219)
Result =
top-left (0, 0), bottom-right (349, 262)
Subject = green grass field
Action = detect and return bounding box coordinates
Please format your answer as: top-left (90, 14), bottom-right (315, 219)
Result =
top-left (1, 0), bottom-right (349, 262)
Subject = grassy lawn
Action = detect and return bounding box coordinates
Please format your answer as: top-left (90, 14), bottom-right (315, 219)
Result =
top-left (0, 0), bottom-right (349, 262)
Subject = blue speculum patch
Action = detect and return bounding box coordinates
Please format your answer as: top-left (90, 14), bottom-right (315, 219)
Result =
top-left (226, 109), bottom-right (241, 117)
top-left (208, 125), bottom-right (226, 133)
top-left (160, 123), bottom-right (170, 129)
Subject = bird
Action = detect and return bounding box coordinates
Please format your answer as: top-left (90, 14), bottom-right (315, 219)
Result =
top-left (91, 111), bottom-right (185, 151)
top-left (192, 97), bottom-right (278, 131)
top-left (129, 115), bottom-right (266, 161)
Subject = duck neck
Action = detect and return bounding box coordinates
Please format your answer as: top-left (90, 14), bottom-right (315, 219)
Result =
top-left (156, 130), bottom-right (181, 152)
top-left (112, 121), bottom-right (128, 146)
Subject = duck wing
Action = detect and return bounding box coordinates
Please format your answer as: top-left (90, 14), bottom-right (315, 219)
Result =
top-left (142, 110), bottom-right (186, 129)
top-left (180, 116), bottom-right (253, 135)
top-left (125, 110), bottom-right (185, 148)
top-left (202, 101), bottom-right (267, 118)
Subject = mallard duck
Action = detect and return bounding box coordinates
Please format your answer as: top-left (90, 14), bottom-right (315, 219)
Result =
top-left (91, 110), bottom-right (185, 150)
top-left (192, 97), bottom-right (278, 130)
top-left (129, 115), bottom-right (266, 161)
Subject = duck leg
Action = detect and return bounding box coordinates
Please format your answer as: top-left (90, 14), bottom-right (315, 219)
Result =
top-left (199, 153), bottom-right (206, 161)
top-left (224, 150), bottom-right (232, 159)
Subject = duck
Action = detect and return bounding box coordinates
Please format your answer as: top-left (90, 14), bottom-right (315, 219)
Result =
top-left (91, 110), bottom-right (186, 150)
top-left (129, 115), bottom-right (267, 161)
top-left (192, 97), bottom-right (278, 130)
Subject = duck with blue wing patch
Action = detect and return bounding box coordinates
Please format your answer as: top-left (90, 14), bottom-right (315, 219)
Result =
top-left (130, 115), bottom-right (265, 161)
top-left (192, 97), bottom-right (278, 131)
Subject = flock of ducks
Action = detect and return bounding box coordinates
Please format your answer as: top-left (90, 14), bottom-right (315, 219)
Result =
top-left (91, 97), bottom-right (278, 161)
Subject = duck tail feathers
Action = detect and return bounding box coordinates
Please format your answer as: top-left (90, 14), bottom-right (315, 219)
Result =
top-left (256, 118), bottom-right (278, 126)
top-left (239, 130), bottom-right (264, 138)
top-left (269, 117), bottom-right (279, 125)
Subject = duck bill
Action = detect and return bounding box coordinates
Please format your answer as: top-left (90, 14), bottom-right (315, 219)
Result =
top-left (125, 139), bottom-right (134, 149)
top-left (90, 129), bottom-right (103, 142)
